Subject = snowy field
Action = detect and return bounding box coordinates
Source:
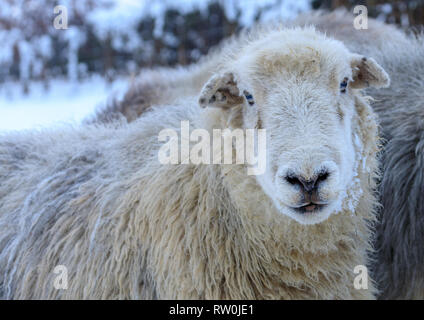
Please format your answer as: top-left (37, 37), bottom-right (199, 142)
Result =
top-left (0, 76), bottom-right (129, 131)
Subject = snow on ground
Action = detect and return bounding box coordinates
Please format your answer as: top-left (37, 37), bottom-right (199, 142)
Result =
top-left (0, 76), bottom-right (129, 132)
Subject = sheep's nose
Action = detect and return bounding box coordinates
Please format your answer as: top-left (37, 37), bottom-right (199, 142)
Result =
top-left (285, 170), bottom-right (329, 193)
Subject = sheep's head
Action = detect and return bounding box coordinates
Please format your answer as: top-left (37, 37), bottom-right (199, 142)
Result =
top-left (199, 28), bottom-right (389, 225)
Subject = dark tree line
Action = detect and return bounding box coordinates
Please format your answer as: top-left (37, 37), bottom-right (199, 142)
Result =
top-left (0, 0), bottom-right (423, 87)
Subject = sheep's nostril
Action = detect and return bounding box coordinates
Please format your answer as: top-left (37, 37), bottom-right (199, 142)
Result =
top-left (285, 175), bottom-right (301, 186)
top-left (316, 171), bottom-right (329, 184)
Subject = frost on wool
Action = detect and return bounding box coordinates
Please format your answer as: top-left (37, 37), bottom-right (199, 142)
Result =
top-left (0, 27), bottom-right (386, 300)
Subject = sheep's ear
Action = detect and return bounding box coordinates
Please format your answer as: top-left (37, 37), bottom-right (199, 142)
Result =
top-left (350, 55), bottom-right (390, 89)
top-left (198, 72), bottom-right (254, 109)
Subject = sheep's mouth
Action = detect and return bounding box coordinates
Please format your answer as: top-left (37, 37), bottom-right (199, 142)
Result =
top-left (291, 203), bottom-right (327, 214)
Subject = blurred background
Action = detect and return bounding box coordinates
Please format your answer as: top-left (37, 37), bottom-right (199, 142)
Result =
top-left (0, 0), bottom-right (423, 130)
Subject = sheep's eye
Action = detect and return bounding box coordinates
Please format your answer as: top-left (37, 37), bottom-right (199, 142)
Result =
top-left (340, 77), bottom-right (348, 93)
top-left (243, 90), bottom-right (255, 106)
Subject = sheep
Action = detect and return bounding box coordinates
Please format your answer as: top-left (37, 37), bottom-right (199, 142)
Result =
top-left (0, 27), bottom-right (390, 299)
top-left (90, 10), bottom-right (424, 300)
top-left (86, 65), bottom-right (212, 124)
top-left (288, 9), bottom-right (424, 300)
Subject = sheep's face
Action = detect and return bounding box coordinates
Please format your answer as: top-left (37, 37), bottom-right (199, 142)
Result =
top-left (199, 29), bottom-right (389, 225)
top-left (255, 79), bottom-right (357, 225)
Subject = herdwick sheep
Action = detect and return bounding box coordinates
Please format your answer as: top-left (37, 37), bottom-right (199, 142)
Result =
top-left (287, 10), bottom-right (424, 300)
top-left (0, 27), bottom-right (390, 299)
top-left (91, 10), bottom-right (424, 300)
top-left (86, 57), bottom-right (219, 125)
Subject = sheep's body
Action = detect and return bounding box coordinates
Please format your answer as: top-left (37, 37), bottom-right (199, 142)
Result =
top-left (0, 103), bottom-right (377, 299)
top-left (0, 27), bottom-right (381, 300)
top-left (90, 11), bottom-right (424, 300)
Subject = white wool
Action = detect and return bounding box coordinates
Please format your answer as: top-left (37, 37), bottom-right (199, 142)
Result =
top-left (0, 27), bottom-right (386, 299)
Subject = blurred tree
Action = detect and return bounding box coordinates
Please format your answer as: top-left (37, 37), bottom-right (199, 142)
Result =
top-left (313, 0), bottom-right (424, 27)
top-left (0, 0), bottom-right (423, 92)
